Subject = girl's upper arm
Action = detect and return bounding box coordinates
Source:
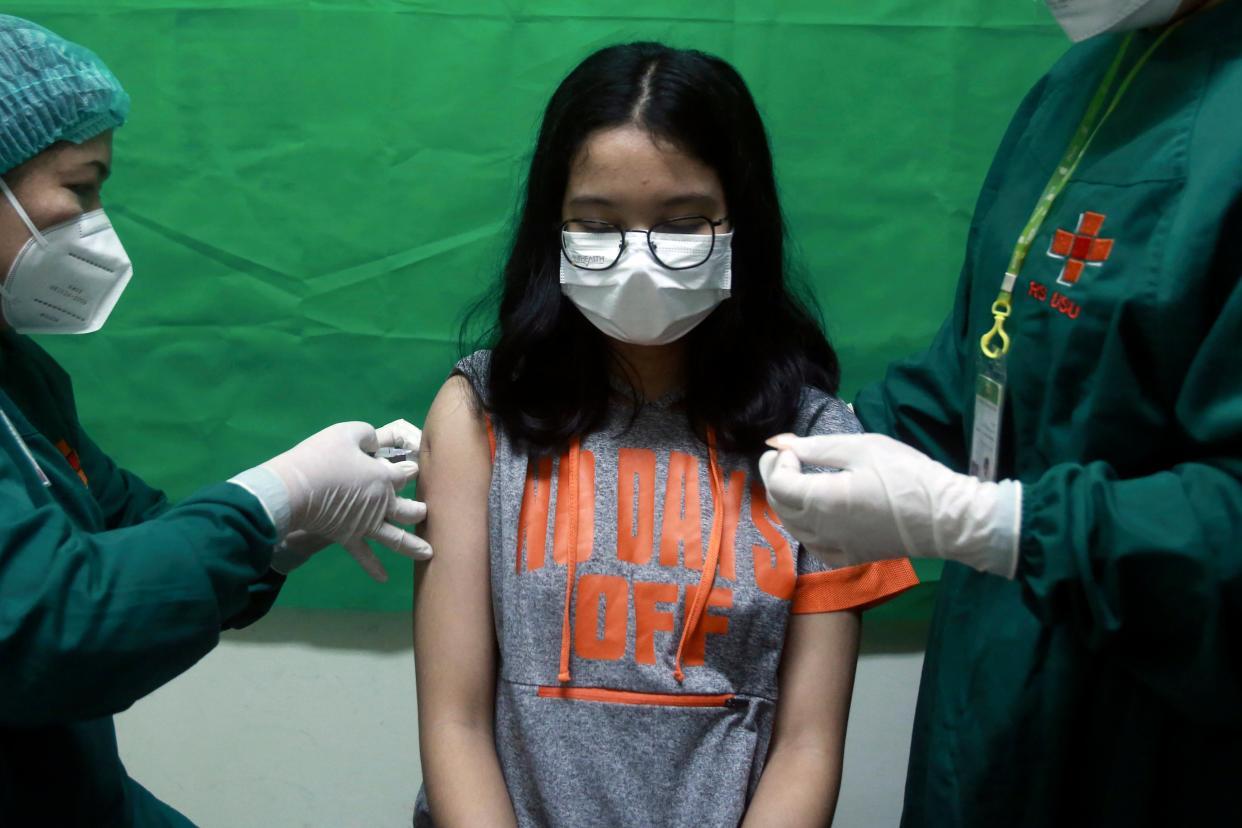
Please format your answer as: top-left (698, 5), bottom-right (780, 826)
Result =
top-left (414, 375), bottom-right (496, 720)
top-left (773, 610), bottom-right (861, 753)
top-left (740, 611), bottom-right (861, 827)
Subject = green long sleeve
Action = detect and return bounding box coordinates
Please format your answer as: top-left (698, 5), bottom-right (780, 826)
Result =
top-left (1017, 263), bottom-right (1242, 723)
top-left (0, 459), bottom-right (277, 726)
top-left (77, 430), bottom-right (172, 530)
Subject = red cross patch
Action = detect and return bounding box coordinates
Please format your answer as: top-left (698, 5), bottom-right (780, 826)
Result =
top-left (1047, 211), bottom-right (1114, 287)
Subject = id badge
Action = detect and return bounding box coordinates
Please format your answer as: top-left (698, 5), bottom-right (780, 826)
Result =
top-left (969, 356), bottom-right (1006, 482)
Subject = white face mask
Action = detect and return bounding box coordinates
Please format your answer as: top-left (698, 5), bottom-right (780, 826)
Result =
top-left (1045, 0), bottom-right (1184, 42)
top-left (560, 229), bottom-right (732, 346)
top-left (0, 177), bottom-right (132, 335)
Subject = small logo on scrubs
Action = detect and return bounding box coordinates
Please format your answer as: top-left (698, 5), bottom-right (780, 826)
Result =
top-left (55, 439), bottom-right (89, 487)
top-left (1047, 212), bottom-right (1114, 287)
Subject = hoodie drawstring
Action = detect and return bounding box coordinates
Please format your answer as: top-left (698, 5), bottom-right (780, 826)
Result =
top-left (557, 438), bottom-right (582, 683)
top-left (557, 430), bottom-right (724, 686)
top-left (674, 428), bottom-right (724, 683)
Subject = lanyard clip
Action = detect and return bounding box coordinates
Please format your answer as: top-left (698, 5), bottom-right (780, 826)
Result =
top-left (980, 294), bottom-right (1012, 360)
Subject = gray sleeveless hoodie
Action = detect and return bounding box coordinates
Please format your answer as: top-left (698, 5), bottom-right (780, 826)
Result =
top-left (414, 351), bottom-right (916, 827)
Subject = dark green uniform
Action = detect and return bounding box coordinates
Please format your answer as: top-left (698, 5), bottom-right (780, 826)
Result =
top-left (0, 331), bottom-right (283, 826)
top-left (855, 5), bottom-right (1242, 826)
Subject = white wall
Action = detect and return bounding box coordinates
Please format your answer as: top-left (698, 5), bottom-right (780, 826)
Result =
top-left (116, 609), bottom-right (926, 828)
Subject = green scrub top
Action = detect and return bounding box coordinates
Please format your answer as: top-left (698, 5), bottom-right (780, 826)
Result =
top-left (856, 6), bottom-right (1242, 826)
top-left (0, 331), bottom-right (283, 826)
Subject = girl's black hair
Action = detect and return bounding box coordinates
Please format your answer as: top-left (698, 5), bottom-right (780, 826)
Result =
top-left (476, 41), bottom-right (840, 455)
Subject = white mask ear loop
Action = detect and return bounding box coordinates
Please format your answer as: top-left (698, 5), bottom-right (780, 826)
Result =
top-left (0, 177), bottom-right (48, 246)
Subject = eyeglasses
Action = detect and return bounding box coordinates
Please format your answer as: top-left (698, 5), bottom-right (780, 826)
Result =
top-left (560, 215), bottom-right (729, 271)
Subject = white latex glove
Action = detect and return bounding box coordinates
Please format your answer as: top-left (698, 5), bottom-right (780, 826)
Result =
top-left (235, 421), bottom-right (430, 582)
top-left (269, 530), bottom-right (331, 576)
top-left (375, 418), bottom-right (423, 454)
top-left (758, 433), bottom-right (1021, 579)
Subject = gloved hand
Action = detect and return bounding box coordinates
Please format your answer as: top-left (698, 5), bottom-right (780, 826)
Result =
top-left (758, 433), bottom-right (1022, 579)
top-left (232, 420), bottom-right (430, 582)
top-left (375, 418), bottom-right (423, 455)
top-left (269, 530), bottom-right (332, 577)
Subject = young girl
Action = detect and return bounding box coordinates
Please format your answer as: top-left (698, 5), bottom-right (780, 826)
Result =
top-left (413, 42), bottom-right (916, 827)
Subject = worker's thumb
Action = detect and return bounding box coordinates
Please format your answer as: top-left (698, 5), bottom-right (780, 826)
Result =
top-left (759, 449), bottom-right (813, 509)
top-left (376, 418), bottom-right (422, 451)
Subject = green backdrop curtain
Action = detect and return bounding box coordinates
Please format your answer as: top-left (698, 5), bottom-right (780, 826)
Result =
top-left (11, 1), bottom-right (1067, 616)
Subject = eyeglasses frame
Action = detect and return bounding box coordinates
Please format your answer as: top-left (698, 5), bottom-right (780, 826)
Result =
top-left (559, 215), bottom-right (730, 271)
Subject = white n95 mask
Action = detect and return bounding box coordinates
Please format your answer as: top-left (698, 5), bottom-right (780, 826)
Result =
top-left (0, 177), bottom-right (132, 335)
top-left (1046, 0), bottom-right (1184, 42)
top-left (560, 230), bottom-right (732, 346)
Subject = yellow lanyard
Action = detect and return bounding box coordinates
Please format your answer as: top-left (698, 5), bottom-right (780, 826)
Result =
top-left (979, 24), bottom-right (1183, 359)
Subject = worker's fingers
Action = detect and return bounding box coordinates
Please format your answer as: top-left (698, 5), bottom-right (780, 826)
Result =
top-left (759, 449), bottom-right (816, 508)
top-left (343, 537), bottom-right (389, 583)
top-left (758, 448), bottom-right (786, 483)
top-left (408, 534), bottom-right (434, 561)
top-left (283, 530), bottom-right (332, 559)
top-left (778, 434), bottom-right (865, 469)
top-left (764, 432), bottom-right (799, 451)
top-left (368, 522), bottom-right (433, 561)
top-left (375, 419), bottom-right (423, 451)
top-left (337, 421), bottom-right (380, 455)
top-left (387, 496), bottom-right (427, 526)
top-left (384, 460), bottom-right (420, 490)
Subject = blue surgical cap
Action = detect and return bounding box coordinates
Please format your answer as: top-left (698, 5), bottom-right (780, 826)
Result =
top-left (0, 15), bottom-right (130, 175)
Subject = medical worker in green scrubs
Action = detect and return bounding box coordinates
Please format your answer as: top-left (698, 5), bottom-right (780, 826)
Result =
top-left (761, 0), bottom-right (1241, 825)
top-left (0, 15), bottom-right (429, 827)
